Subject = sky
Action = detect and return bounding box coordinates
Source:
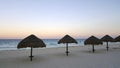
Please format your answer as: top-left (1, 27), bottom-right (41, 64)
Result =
top-left (0, 0), bottom-right (120, 39)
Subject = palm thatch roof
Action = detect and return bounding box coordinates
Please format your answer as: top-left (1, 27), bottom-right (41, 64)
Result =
top-left (58, 35), bottom-right (78, 44)
top-left (114, 35), bottom-right (120, 42)
top-left (17, 34), bottom-right (46, 48)
top-left (84, 36), bottom-right (103, 45)
top-left (101, 35), bottom-right (113, 42)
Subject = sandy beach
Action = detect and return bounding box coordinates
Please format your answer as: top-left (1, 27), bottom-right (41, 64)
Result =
top-left (0, 44), bottom-right (120, 68)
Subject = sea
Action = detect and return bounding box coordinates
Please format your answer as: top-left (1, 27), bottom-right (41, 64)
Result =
top-left (0, 39), bottom-right (85, 50)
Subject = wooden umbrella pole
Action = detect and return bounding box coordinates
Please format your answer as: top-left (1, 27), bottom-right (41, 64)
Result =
top-left (92, 45), bottom-right (95, 53)
top-left (66, 43), bottom-right (69, 56)
top-left (106, 42), bottom-right (109, 51)
top-left (30, 46), bottom-right (33, 61)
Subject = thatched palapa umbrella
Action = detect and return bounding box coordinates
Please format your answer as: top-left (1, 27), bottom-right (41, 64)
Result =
top-left (58, 35), bottom-right (78, 56)
top-left (84, 36), bottom-right (103, 53)
top-left (101, 35), bottom-right (113, 51)
top-left (114, 35), bottom-right (120, 42)
top-left (17, 34), bottom-right (46, 61)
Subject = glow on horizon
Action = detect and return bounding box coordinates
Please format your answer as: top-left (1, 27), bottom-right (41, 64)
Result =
top-left (0, 0), bottom-right (120, 39)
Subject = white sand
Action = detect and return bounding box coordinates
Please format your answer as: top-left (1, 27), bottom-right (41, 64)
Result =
top-left (0, 43), bottom-right (120, 68)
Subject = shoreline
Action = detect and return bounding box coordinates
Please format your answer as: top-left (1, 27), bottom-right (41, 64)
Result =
top-left (0, 44), bottom-right (83, 51)
top-left (0, 44), bottom-right (120, 53)
top-left (0, 43), bottom-right (120, 51)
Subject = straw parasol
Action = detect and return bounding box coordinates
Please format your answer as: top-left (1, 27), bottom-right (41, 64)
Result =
top-left (84, 36), bottom-right (103, 53)
top-left (58, 35), bottom-right (78, 56)
top-left (101, 35), bottom-right (113, 51)
top-left (114, 35), bottom-right (120, 42)
top-left (17, 34), bottom-right (46, 61)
